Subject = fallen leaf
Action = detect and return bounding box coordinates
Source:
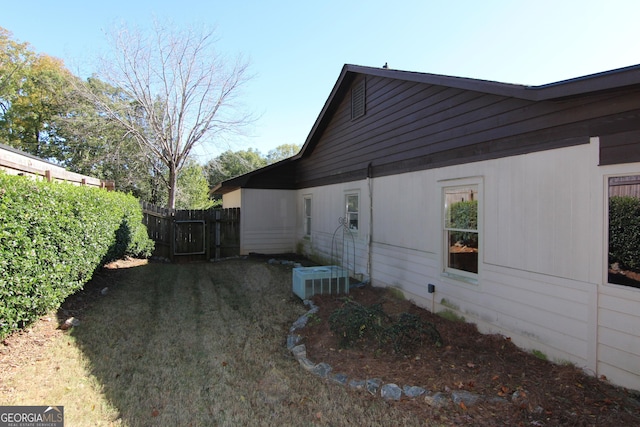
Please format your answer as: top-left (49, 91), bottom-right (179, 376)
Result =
top-left (151, 409), bottom-right (159, 417)
top-left (491, 375), bottom-right (500, 381)
top-left (466, 362), bottom-right (476, 368)
top-left (459, 401), bottom-right (467, 410)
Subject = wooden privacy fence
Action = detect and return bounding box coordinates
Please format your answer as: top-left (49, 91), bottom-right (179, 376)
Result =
top-left (0, 143), bottom-right (114, 189)
top-left (141, 202), bottom-right (240, 262)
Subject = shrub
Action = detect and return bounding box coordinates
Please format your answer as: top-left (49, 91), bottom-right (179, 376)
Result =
top-left (0, 172), bottom-right (154, 339)
top-left (386, 312), bottom-right (442, 354)
top-left (328, 298), bottom-right (388, 349)
top-left (328, 298), bottom-right (442, 355)
top-left (609, 196), bottom-right (640, 271)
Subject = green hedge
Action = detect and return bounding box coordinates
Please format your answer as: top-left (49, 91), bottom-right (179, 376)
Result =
top-left (0, 172), bottom-right (154, 339)
top-left (609, 195), bottom-right (640, 271)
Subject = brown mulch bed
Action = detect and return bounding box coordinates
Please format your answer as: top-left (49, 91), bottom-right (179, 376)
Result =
top-left (301, 285), bottom-right (640, 426)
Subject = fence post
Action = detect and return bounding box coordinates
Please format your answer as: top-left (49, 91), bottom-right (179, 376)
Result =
top-left (216, 210), bottom-right (222, 259)
top-left (168, 210), bottom-right (175, 263)
top-left (205, 208), bottom-right (212, 261)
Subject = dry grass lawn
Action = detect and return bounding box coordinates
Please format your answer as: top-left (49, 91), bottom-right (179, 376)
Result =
top-left (0, 259), bottom-right (424, 426)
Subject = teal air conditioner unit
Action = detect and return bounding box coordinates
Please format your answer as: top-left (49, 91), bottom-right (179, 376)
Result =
top-left (292, 266), bottom-right (349, 299)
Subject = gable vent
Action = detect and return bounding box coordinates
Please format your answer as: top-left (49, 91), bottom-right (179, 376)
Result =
top-left (351, 79), bottom-right (366, 120)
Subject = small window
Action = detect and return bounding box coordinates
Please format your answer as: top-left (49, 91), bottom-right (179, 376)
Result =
top-left (351, 79), bottom-right (365, 120)
top-left (304, 196), bottom-right (312, 237)
top-left (444, 185), bottom-right (479, 276)
top-left (345, 193), bottom-right (359, 231)
top-left (608, 175), bottom-right (640, 288)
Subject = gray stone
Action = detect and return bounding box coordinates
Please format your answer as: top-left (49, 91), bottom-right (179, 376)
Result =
top-left (366, 378), bottom-right (382, 394)
top-left (297, 357), bottom-right (317, 371)
top-left (348, 379), bottom-right (366, 390)
top-left (290, 315), bottom-right (309, 330)
top-left (100, 287), bottom-right (109, 295)
top-left (451, 390), bottom-right (482, 407)
top-left (311, 362), bottom-right (332, 378)
top-left (60, 317), bottom-right (80, 330)
top-left (403, 385), bottom-right (427, 398)
top-left (424, 392), bottom-right (450, 408)
top-left (331, 373), bottom-right (348, 385)
top-left (290, 344), bottom-right (307, 360)
top-left (381, 383), bottom-right (402, 401)
top-left (286, 334), bottom-right (302, 349)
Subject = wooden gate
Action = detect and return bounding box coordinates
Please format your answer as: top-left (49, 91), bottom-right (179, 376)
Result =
top-left (141, 202), bottom-right (240, 262)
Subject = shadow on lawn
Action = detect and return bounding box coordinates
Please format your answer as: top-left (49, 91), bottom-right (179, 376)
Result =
top-left (60, 261), bottom-right (305, 425)
top-left (59, 260), bottom-right (424, 426)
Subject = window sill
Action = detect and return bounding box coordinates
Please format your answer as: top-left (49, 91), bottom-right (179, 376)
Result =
top-left (441, 271), bottom-right (478, 286)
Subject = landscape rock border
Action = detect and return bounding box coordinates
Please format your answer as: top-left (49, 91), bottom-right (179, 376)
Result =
top-left (287, 299), bottom-right (500, 408)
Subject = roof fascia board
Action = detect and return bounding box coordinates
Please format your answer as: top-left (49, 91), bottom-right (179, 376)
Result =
top-left (213, 62), bottom-right (640, 194)
top-left (344, 63), bottom-right (640, 101)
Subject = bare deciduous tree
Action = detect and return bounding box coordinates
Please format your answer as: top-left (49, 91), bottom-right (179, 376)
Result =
top-left (88, 21), bottom-right (251, 208)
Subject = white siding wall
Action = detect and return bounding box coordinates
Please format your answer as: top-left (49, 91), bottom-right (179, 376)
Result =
top-left (293, 138), bottom-right (640, 391)
top-left (237, 189), bottom-right (297, 255)
top-left (295, 182), bottom-right (370, 276)
top-left (222, 189), bottom-right (242, 208)
top-left (369, 142), bottom-right (601, 374)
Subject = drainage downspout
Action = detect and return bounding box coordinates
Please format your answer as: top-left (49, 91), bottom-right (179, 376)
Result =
top-left (367, 162), bottom-right (374, 282)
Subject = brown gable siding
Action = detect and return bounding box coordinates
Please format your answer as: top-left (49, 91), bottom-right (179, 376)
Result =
top-left (212, 65), bottom-right (640, 195)
top-left (600, 129), bottom-right (640, 165)
top-left (294, 76), bottom-right (640, 189)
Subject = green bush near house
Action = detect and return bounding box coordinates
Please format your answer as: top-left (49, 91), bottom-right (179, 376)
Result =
top-left (609, 195), bottom-right (640, 271)
top-left (328, 298), bottom-right (442, 355)
top-left (0, 172), bottom-right (154, 339)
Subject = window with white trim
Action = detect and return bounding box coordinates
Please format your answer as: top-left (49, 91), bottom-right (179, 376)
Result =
top-left (608, 175), bottom-right (640, 288)
top-left (303, 195), bottom-right (312, 237)
top-left (444, 185), bottom-right (479, 276)
top-left (345, 193), bottom-right (359, 231)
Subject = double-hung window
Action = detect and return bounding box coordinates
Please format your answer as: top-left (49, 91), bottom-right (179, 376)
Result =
top-left (444, 185), bottom-right (479, 277)
top-left (608, 175), bottom-right (640, 288)
top-left (303, 195), bottom-right (312, 237)
top-left (345, 193), bottom-right (359, 231)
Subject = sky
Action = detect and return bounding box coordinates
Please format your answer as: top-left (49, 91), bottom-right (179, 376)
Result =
top-left (3, 0), bottom-right (640, 162)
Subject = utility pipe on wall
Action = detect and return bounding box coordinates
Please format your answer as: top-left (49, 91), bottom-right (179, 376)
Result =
top-left (367, 162), bottom-right (373, 281)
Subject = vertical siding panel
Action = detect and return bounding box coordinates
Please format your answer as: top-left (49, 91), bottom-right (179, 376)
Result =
top-left (239, 189), bottom-right (296, 254)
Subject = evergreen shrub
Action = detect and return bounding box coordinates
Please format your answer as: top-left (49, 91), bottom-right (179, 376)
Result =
top-left (0, 172), bottom-right (154, 339)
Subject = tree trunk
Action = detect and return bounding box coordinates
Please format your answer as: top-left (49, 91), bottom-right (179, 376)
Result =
top-left (168, 165), bottom-right (178, 209)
